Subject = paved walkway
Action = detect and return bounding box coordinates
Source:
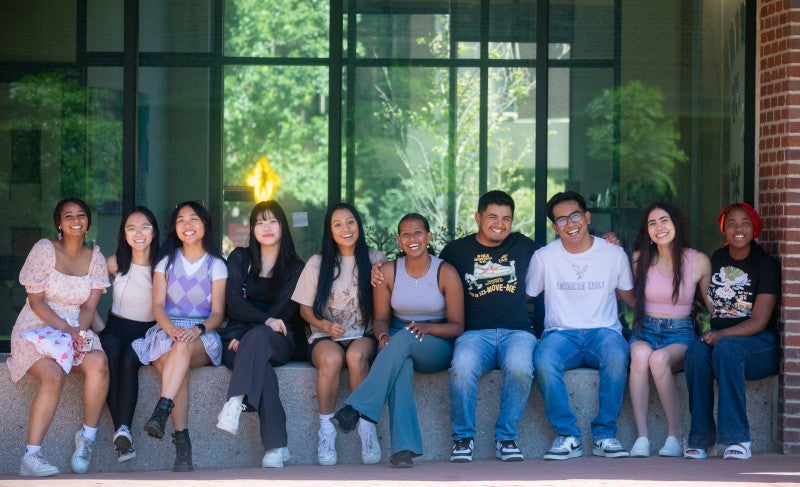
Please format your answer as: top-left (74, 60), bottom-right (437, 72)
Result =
top-left (0, 454), bottom-right (797, 487)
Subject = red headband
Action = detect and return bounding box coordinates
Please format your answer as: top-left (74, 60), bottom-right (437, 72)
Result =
top-left (718, 202), bottom-right (762, 241)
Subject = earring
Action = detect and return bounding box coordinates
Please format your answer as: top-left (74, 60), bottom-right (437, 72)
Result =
top-left (58, 227), bottom-right (63, 241)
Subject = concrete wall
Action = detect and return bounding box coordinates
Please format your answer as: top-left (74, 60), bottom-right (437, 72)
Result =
top-left (0, 357), bottom-right (779, 474)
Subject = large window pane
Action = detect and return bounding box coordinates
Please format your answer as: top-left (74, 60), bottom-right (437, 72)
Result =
top-left (138, 67), bottom-right (210, 226)
top-left (222, 65), bottom-right (328, 259)
top-left (0, 1), bottom-right (77, 63)
top-left (225, 0), bottom-right (329, 58)
top-left (139, 0), bottom-right (213, 53)
top-left (550, 0), bottom-right (615, 60)
top-left (355, 7), bottom-right (449, 60)
top-left (87, 0), bottom-right (124, 52)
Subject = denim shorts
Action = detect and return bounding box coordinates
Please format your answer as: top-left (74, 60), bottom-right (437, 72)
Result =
top-left (629, 315), bottom-right (696, 350)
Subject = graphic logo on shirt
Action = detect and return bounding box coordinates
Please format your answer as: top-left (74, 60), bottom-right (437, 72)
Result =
top-left (572, 265), bottom-right (588, 280)
top-left (555, 263), bottom-right (605, 291)
top-left (710, 265), bottom-right (753, 318)
top-left (464, 253), bottom-right (517, 297)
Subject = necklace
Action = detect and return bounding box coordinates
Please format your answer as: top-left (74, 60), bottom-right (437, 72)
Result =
top-left (406, 256), bottom-right (432, 287)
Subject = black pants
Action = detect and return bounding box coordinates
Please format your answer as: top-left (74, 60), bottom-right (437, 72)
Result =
top-left (99, 314), bottom-right (154, 430)
top-left (223, 325), bottom-right (294, 450)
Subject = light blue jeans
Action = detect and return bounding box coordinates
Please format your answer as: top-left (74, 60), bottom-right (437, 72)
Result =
top-left (346, 320), bottom-right (454, 455)
top-left (684, 330), bottom-right (779, 448)
top-left (534, 327), bottom-right (629, 440)
top-left (449, 329), bottom-right (536, 441)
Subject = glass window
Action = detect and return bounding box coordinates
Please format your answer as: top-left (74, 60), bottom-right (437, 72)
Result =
top-left (139, 0), bottom-right (213, 53)
top-left (0, 1), bottom-right (77, 63)
top-left (225, 0), bottom-right (330, 58)
top-left (222, 65), bottom-right (329, 259)
top-left (87, 0), bottom-right (124, 52)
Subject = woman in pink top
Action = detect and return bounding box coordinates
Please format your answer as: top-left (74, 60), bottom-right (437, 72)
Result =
top-left (628, 202), bottom-right (712, 458)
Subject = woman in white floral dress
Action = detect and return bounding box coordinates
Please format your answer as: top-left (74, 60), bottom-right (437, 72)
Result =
top-left (7, 198), bottom-right (110, 477)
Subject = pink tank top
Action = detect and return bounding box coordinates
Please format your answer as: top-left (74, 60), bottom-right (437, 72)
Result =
top-left (644, 248), bottom-right (697, 317)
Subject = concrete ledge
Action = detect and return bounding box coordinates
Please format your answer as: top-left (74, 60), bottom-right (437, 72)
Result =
top-left (0, 353), bottom-right (779, 474)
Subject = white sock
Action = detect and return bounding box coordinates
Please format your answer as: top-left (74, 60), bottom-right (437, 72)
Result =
top-left (319, 413), bottom-right (335, 432)
top-left (357, 418), bottom-right (373, 435)
top-left (228, 395), bottom-right (244, 406)
top-left (24, 445), bottom-right (42, 459)
top-left (82, 424), bottom-right (98, 442)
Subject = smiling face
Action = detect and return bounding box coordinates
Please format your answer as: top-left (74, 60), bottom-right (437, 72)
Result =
top-left (551, 199), bottom-right (592, 253)
top-left (174, 205), bottom-right (205, 245)
top-left (59, 202), bottom-right (89, 240)
top-left (475, 203), bottom-right (513, 247)
top-left (722, 207), bottom-right (754, 252)
top-left (330, 208), bottom-right (359, 255)
top-left (647, 207), bottom-right (675, 247)
top-left (397, 218), bottom-right (432, 257)
top-left (253, 210), bottom-right (282, 248)
top-left (124, 212), bottom-right (155, 252)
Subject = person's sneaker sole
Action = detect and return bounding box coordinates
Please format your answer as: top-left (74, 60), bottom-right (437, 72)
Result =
top-left (450, 455), bottom-right (473, 463)
top-left (592, 448), bottom-right (629, 458)
top-left (543, 448), bottom-right (583, 460)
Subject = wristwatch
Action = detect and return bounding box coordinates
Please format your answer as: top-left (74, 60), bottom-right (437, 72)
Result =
top-left (196, 323), bottom-right (206, 335)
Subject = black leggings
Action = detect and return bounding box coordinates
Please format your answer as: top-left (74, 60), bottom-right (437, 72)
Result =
top-left (99, 314), bottom-right (154, 430)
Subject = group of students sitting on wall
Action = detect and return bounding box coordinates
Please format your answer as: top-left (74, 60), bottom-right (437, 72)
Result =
top-left (7, 190), bottom-right (780, 476)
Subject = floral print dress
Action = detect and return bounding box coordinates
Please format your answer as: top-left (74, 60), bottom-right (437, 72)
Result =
top-left (7, 239), bottom-right (109, 382)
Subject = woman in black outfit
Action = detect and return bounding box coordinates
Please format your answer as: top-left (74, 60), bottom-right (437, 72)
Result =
top-left (215, 201), bottom-right (304, 468)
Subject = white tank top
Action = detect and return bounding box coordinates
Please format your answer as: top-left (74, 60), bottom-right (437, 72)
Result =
top-left (111, 263), bottom-right (155, 322)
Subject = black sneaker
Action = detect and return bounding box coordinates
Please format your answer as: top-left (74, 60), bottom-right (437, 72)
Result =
top-left (450, 437), bottom-right (474, 463)
top-left (331, 405), bottom-right (360, 434)
top-left (496, 440), bottom-right (524, 462)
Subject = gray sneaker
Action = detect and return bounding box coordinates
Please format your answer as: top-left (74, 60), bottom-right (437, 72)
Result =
top-left (543, 436), bottom-right (582, 460)
top-left (19, 451), bottom-right (59, 477)
top-left (592, 438), bottom-right (629, 458)
top-left (71, 430), bottom-right (96, 473)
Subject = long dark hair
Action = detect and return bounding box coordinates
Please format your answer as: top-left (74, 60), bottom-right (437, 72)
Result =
top-left (632, 202), bottom-right (689, 327)
top-left (247, 201), bottom-right (303, 292)
top-left (312, 203), bottom-right (374, 326)
top-left (115, 206), bottom-right (160, 276)
top-left (159, 200), bottom-right (223, 272)
top-left (397, 212), bottom-right (436, 256)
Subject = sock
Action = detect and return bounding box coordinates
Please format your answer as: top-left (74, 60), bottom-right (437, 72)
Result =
top-left (24, 445), bottom-right (42, 459)
top-left (82, 424), bottom-right (98, 442)
top-left (228, 395), bottom-right (244, 406)
top-left (319, 413), bottom-right (335, 432)
top-left (357, 417), bottom-right (373, 435)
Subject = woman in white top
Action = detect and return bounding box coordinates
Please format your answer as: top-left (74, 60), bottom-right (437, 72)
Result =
top-left (291, 203), bottom-right (385, 466)
top-left (131, 200), bottom-right (227, 472)
top-left (98, 206), bottom-right (160, 463)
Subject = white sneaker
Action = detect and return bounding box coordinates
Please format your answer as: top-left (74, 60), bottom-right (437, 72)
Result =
top-left (113, 426), bottom-right (136, 463)
top-left (543, 436), bottom-right (582, 460)
top-left (71, 430), bottom-right (95, 473)
top-left (659, 436), bottom-right (685, 457)
top-left (592, 438), bottom-right (629, 458)
top-left (262, 446), bottom-right (291, 468)
top-left (359, 422), bottom-right (381, 464)
top-left (217, 399), bottom-right (246, 435)
top-left (19, 451), bottom-right (59, 477)
top-left (630, 437), bottom-right (650, 457)
top-left (317, 428), bottom-right (337, 466)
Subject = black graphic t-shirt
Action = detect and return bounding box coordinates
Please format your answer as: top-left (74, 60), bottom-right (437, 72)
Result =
top-left (708, 243), bottom-right (780, 333)
top-left (439, 232), bottom-right (539, 332)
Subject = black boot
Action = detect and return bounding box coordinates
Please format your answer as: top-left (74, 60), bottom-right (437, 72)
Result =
top-left (172, 429), bottom-right (194, 472)
top-left (143, 397), bottom-right (174, 439)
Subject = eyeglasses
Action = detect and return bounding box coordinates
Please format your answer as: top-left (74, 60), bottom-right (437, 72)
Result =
top-left (125, 225), bottom-right (154, 234)
top-left (554, 210), bottom-right (584, 227)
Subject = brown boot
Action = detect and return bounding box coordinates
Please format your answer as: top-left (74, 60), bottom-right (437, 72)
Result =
top-left (172, 429), bottom-right (194, 472)
top-left (143, 397), bottom-right (174, 439)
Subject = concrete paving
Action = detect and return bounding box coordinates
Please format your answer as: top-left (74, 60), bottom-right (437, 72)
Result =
top-left (0, 454), bottom-right (797, 487)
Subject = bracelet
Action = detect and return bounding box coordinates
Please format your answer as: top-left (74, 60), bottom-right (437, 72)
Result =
top-left (378, 332), bottom-right (389, 341)
top-left (196, 323), bottom-right (206, 335)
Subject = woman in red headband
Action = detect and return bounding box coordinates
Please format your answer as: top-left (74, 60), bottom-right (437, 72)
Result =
top-left (683, 203), bottom-right (780, 460)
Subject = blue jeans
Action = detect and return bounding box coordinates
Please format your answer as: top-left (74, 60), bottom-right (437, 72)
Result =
top-left (346, 320), bottom-right (454, 455)
top-left (534, 327), bottom-right (629, 440)
top-left (449, 329), bottom-right (536, 441)
top-left (684, 330), bottom-right (779, 448)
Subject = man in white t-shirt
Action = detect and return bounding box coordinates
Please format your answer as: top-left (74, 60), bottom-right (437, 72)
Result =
top-left (525, 191), bottom-right (635, 461)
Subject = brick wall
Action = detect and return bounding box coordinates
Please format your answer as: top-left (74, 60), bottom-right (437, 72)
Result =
top-left (757, 0), bottom-right (800, 454)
